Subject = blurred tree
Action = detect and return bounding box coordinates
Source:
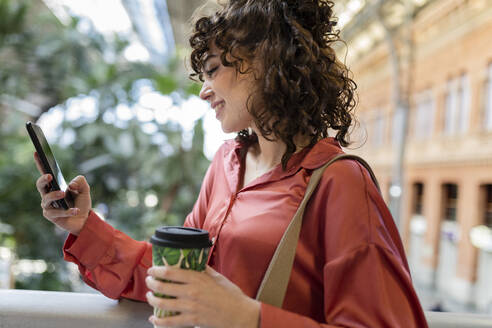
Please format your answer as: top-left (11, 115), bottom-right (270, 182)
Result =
top-left (0, 0), bottom-right (201, 117)
top-left (0, 0), bottom-right (209, 291)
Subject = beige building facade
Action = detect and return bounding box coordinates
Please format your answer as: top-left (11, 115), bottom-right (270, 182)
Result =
top-left (343, 0), bottom-right (492, 312)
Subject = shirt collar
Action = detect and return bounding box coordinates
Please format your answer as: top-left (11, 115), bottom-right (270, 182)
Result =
top-left (229, 137), bottom-right (344, 191)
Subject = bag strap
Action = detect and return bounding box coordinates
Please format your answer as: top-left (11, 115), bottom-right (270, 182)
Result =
top-left (255, 153), bottom-right (381, 307)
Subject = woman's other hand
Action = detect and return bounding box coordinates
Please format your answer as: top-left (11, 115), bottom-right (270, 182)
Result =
top-left (34, 152), bottom-right (92, 236)
top-left (146, 265), bottom-right (260, 328)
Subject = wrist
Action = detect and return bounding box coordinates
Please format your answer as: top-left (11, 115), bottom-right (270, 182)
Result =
top-left (244, 298), bottom-right (261, 328)
top-left (71, 210), bottom-right (91, 236)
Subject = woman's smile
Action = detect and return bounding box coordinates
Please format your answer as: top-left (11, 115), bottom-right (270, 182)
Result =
top-left (214, 101), bottom-right (225, 119)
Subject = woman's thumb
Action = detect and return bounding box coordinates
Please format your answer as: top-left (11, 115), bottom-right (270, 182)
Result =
top-left (69, 175), bottom-right (90, 194)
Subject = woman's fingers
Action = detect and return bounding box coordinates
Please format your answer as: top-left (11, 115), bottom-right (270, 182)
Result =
top-left (33, 152), bottom-right (45, 174)
top-left (42, 207), bottom-right (79, 220)
top-left (149, 313), bottom-right (199, 328)
top-left (36, 174), bottom-right (52, 196)
top-left (145, 265), bottom-right (259, 328)
top-left (68, 175), bottom-right (90, 194)
top-left (41, 190), bottom-right (65, 208)
top-left (145, 276), bottom-right (190, 298)
top-left (146, 292), bottom-right (193, 313)
top-left (148, 266), bottom-right (203, 284)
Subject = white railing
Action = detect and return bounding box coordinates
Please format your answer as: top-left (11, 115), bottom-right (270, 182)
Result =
top-left (0, 289), bottom-right (152, 328)
top-left (1, 289), bottom-right (492, 328)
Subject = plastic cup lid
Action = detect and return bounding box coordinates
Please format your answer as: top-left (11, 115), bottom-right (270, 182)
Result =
top-left (150, 226), bottom-right (212, 249)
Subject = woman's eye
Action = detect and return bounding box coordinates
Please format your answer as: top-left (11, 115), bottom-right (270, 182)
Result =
top-left (205, 66), bottom-right (218, 77)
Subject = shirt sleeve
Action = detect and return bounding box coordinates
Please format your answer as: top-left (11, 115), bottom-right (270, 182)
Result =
top-left (62, 143), bottom-right (227, 301)
top-left (259, 159), bottom-right (428, 327)
top-left (63, 211), bottom-right (152, 301)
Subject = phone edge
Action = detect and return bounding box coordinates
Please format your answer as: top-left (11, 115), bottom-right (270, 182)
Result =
top-left (26, 121), bottom-right (70, 210)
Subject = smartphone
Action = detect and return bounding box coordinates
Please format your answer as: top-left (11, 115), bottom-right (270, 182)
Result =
top-left (26, 121), bottom-right (75, 210)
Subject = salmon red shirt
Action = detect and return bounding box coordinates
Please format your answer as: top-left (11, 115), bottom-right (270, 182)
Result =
top-left (63, 137), bottom-right (428, 327)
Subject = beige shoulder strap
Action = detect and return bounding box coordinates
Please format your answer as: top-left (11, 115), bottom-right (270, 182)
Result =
top-left (255, 154), bottom-right (381, 307)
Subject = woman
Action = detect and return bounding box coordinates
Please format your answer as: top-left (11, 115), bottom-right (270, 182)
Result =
top-left (35, 0), bottom-right (428, 327)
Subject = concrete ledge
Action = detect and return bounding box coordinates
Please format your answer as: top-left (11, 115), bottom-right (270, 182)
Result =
top-left (0, 289), bottom-right (152, 328)
top-left (425, 311), bottom-right (492, 328)
top-left (1, 289), bottom-right (492, 328)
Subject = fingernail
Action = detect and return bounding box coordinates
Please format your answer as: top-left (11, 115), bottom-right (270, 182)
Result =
top-left (71, 208), bottom-right (79, 215)
top-left (58, 191), bottom-right (65, 197)
top-left (146, 291), bottom-right (152, 298)
top-left (148, 315), bottom-right (154, 323)
top-left (147, 268), bottom-right (154, 275)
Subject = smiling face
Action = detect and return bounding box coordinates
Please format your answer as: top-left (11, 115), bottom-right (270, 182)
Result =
top-left (198, 46), bottom-right (256, 133)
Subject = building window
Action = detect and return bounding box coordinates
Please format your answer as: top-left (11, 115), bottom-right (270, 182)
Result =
top-left (443, 183), bottom-right (458, 221)
top-left (485, 185), bottom-right (492, 227)
top-left (444, 79), bottom-right (458, 135)
top-left (458, 74), bottom-right (470, 133)
top-left (444, 75), bottom-right (470, 135)
top-left (412, 182), bottom-right (424, 215)
top-left (486, 63), bottom-right (492, 131)
top-left (414, 91), bottom-right (434, 139)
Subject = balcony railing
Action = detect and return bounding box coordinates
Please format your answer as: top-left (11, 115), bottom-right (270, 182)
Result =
top-left (1, 289), bottom-right (492, 328)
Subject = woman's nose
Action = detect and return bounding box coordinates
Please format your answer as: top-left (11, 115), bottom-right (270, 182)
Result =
top-left (199, 83), bottom-right (213, 101)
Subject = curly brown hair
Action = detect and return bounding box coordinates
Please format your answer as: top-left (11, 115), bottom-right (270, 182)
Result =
top-left (189, 0), bottom-right (357, 169)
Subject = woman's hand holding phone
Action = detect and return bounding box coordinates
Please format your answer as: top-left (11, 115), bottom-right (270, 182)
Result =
top-left (34, 152), bottom-right (92, 236)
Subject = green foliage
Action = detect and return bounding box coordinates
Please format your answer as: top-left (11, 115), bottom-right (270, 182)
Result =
top-left (0, 0), bottom-right (27, 39)
top-left (154, 74), bottom-right (179, 95)
top-left (15, 263), bottom-right (72, 291)
top-left (0, 0), bottom-right (211, 292)
top-left (185, 82), bottom-right (202, 96)
top-left (0, 0), bottom-right (155, 114)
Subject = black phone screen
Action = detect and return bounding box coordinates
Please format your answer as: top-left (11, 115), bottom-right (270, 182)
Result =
top-left (26, 121), bottom-right (74, 209)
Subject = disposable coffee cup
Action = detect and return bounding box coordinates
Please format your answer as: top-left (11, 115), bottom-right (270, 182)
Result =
top-left (150, 226), bottom-right (212, 320)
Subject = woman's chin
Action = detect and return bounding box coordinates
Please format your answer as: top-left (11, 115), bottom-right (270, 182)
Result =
top-left (219, 122), bottom-right (243, 134)
top-left (221, 126), bottom-right (236, 134)
top-left (217, 116), bottom-right (252, 134)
